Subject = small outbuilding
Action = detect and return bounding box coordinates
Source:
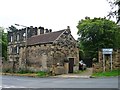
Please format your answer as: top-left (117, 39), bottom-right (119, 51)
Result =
top-left (19, 26), bottom-right (79, 74)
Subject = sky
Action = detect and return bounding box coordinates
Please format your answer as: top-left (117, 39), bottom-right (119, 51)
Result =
top-left (0, 0), bottom-right (112, 39)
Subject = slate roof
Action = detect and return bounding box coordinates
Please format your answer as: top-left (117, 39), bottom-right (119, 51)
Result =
top-left (27, 30), bottom-right (65, 45)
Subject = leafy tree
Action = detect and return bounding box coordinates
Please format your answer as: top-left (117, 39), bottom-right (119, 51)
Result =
top-left (107, 0), bottom-right (120, 23)
top-left (77, 17), bottom-right (120, 60)
top-left (0, 27), bottom-right (7, 60)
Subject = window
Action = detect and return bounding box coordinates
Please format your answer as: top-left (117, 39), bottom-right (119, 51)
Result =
top-left (17, 46), bottom-right (19, 54)
top-left (8, 46), bottom-right (12, 54)
top-left (23, 33), bottom-right (26, 37)
top-left (11, 36), bottom-right (13, 42)
top-left (10, 47), bottom-right (13, 53)
top-left (17, 34), bottom-right (19, 41)
top-left (23, 33), bottom-right (26, 41)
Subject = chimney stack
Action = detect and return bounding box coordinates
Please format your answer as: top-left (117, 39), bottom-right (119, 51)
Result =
top-left (45, 28), bottom-right (49, 33)
top-left (49, 29), bottom-right (52, 32)
top-left (67, 26), bottom-right (70, 30)
top-left (39, 26), bottom-right (44, 34)
top-left (37, 27), bottom-right (40, 35)
top-left (67, 26), bottom-right (71, 34)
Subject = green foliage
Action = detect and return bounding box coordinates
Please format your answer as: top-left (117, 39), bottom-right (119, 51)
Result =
top-left (0, 27), bottom-right (8, 60)
top-left (92, 69), bottom-right (120, 77)
top-left (17, 69), bottom-right (48, 77)
top-left (37, 71), bottom-right (48, 77)
top-left (17, 69), bottom-right (34, 74)
top-left (79, 49), bottom-right (85, 60)
top-left (77, 17), bottom-right (120, 59)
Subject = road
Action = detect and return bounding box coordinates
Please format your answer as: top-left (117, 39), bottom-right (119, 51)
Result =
top-left (1, 75), bottom-right (119, 88)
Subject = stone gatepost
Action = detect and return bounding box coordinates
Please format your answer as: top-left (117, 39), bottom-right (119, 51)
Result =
top-left (93, 49), bottom-right (120, 73)
top-left (64, 62), bottom-right (69, 74)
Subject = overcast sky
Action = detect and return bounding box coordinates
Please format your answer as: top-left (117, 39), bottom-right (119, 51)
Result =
top-left (0, 0), bottom-right (112, 39)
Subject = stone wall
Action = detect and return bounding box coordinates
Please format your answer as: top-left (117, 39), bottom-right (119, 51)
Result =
top-left (2, 60), bottom-right (19, 73)
top-left (93, 49), bottom-right (120, 73)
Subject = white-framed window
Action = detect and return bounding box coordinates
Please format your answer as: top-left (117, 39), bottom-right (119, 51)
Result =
top-left (11, 36), bottom-right (13, 42)
top-left (17, 34), bottom-right (19, 41)
top-left (17, 46), bottom-right (19, 54)
top-left (23, 33), bottom-right (26, 41)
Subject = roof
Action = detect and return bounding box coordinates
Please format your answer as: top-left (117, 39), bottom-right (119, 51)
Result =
top-left (27, 30), bottom-right (65, 45)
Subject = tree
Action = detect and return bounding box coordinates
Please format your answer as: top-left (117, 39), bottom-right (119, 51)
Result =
top-left (77, 17), bottom-right (120, 60)
top-left (0, 27), bottom-right (7, 60)
top-left (107, 0), bottom-right (120, 23)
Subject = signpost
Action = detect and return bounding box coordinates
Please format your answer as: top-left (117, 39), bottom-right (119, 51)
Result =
top-left (102, 49), bottom-right (113, 54)
top-left (102, 48), bottom-right (113, 72)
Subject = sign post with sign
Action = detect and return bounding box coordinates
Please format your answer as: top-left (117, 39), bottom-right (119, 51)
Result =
top-left (102, 48), bottom-right (113, 72)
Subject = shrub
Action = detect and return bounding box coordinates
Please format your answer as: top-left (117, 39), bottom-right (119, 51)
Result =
top-left (17, 69), bottom-right (34, 74)
top-left (37, 71), bottom-right (48, 77)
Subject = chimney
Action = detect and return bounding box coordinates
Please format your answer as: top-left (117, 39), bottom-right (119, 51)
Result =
top-left (34, 27), bottom-right (37, 35)
top-left (30, 26), bottom-right (33, 29)
top-left (67, 26), bottom-right (70, 30)
top-left (67, 26), bottom-right (71, 33)
top-left (45, 28), bottom-right (49, 33)
top-left (39, 26), bottom-right (44, 34)
top-left (49, 29), bottom-right (52, 32)
top-left (37, 27), bottom-right (40, 35)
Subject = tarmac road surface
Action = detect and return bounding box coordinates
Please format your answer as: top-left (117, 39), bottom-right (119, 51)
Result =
top-left (1, 75), bottom-right (119, 88)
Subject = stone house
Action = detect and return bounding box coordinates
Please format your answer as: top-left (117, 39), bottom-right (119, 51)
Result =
top-left (7, 26), bottom-right (79, 74)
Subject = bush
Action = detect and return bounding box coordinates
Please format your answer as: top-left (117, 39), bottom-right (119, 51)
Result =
top-left (17, 69), bottom-right (34, 74)
top-left (37, 71), bottom-right (48, 77)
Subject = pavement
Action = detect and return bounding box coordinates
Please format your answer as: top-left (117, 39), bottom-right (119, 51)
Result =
top-left (1, 68), bottom-right (93, 78)
top-left (52, 74), bottom-right (91, 78)
top-left (53, 68), bottom-right (93, 78)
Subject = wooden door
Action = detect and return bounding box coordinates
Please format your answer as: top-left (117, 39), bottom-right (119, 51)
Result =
top-left (69, 58), bottom-right (74, 73)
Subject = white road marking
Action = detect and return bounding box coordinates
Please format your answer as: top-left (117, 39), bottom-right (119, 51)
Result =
top-left (2, 85), bottom-right (25, 88)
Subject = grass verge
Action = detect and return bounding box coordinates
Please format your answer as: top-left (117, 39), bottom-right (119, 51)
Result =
top-left (37, 71), bottom-right (48, 77)
top-left (92, 70), bottom-right (120, 77)
top-left (3, 70), bottom-right (49, 77)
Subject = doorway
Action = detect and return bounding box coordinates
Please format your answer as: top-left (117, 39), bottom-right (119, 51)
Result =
top-left (68, 58), bottom-right (74, 73)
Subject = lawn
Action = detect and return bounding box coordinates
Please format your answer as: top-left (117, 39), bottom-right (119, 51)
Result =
top-left (2, 69), bottom-right (49, 77)
top-left (92, 70), bottom-right (120, 77)
top-left (37, 71), bottom-right (48, 77)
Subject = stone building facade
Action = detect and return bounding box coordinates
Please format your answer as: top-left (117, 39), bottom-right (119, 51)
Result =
top-left (93, 49), bottom-right (120, 73)
top-left (7, 26), bottom-right (49, 62)
top-left (7, 26), bottom-right (79, 74)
